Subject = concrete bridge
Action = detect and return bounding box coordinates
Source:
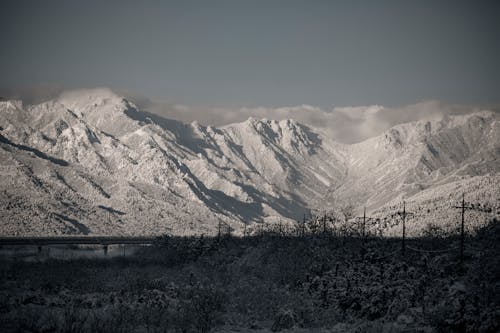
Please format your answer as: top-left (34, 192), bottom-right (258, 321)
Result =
top-left (0, 236), bottom-right (159, 245)
top-left (0, 236), bottom-right (159, 255)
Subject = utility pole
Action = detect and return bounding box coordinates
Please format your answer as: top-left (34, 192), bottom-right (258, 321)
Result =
top-left (355, 207), bottom-right (373, 243)
top-left (217, 220), bottom-right (221, 241)
top-left (452, 192), bottom-right (488, 263)
top-left (363, 207), bottom-right (366, 241)
top-left (454, 192), bottom-right (467, 264)
top-left (355, 207), bottom-right (375, 259)
top-left (302, 213), bottom-right (306, 237)
top-left (402, 201), bottom-right (406, 255)
top-left (396, 201), bottom-right (414, 256)
top-left (460, 193), bottom-right (465, 262)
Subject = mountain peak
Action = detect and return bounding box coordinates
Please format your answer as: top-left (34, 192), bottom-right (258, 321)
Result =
top-left (56, 88), bottom-right (131, 114)
top-left (0, 99), bottom-right (23, 110)
top-left (58, 87), bottom-right (121, 101)
top-left (52, 88), bottom-right (141, 137)
top-left (239, 116), bottom-right (301, 129)
top-left (379, 110), bottom-right (499, 147)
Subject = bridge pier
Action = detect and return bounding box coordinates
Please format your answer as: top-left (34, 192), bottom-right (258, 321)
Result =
top-left (103, 245), bottom-right (108, 256)
top-left (37, 245), bottom-right (42, 255)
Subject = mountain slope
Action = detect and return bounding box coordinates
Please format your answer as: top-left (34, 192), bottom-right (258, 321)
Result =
top-left (0, 89), bottom-right (498, 236)
top-left (328, 111), bottom-right (500, 210)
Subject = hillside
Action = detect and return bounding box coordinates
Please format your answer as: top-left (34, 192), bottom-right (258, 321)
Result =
top-left (0, 89), bottom-right (498, 236)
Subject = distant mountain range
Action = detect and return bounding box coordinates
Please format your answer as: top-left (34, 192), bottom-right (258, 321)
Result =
top-left (1, 89), bottom-right (498, 236)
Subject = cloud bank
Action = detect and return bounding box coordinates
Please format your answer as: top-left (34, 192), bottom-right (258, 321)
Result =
top-left (1, 85), bottom-right (497, 143)
top-left (130, 96), bottom-right (496, 143)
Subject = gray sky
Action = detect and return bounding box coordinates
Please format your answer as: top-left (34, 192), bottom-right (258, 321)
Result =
top-left (2, 0), bottom-right (499, 107)
top-left (1, 1), bottom-right (499, 142)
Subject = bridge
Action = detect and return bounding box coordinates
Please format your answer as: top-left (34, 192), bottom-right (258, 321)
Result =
top-left (0, 236), bottom-right (158, 254)
top-left (0, 236), bottom-right (161, 256)
top-left (0, 236), bottom-right (159, 246)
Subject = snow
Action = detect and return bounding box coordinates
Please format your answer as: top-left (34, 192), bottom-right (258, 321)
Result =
top-left (0, 89), bottom-right (499, 236)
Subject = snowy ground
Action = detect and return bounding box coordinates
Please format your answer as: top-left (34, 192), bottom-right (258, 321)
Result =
top-left (1, 221), bottom-right (499, 333)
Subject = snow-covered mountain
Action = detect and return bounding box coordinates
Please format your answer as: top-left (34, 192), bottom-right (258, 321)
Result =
top-left (1, 89), bottom-right (499, 236)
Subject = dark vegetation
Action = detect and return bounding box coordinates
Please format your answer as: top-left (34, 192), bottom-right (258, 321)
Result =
top-left (1, 220), bottom-right (499, 332)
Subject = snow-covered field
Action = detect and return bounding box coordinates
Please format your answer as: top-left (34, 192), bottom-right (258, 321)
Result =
top-left (1, 223), bottom-right (499, 333)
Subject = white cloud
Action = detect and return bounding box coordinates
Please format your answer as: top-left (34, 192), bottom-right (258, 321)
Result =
top-left (3, 86), bottom-right (497, 143)
top-left (133, 97), bottom-right (497, 143)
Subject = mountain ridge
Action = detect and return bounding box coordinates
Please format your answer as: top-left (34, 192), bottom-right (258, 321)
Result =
top-left (1, 89), bottom-right (498, 236)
